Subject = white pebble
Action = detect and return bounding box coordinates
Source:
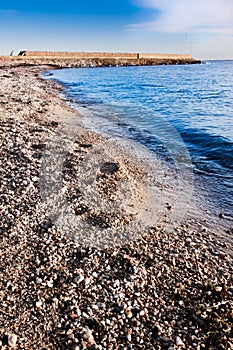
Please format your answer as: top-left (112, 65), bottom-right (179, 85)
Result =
top-left (8, 334), bottom-right (17, 347)
top-left (84, 277), bottom-right (91, 285)
top-left (126, 333), bottom-right (132, 342)
top-left (139, 310), bottom-right (145, 316)
top-left (32, 176), bottom-right (39, 182)
top-left (47, 281), bottom-right (53, 288)
top-left (176, 336), bottom-right (185, 347)
top-left (36, 300), bottom-right (42, 308)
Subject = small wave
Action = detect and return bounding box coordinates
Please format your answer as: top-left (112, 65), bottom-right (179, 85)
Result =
top-left (181, 128), bottom-right (233, 171)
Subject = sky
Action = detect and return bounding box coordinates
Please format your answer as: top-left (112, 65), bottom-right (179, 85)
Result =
top-left (0, 0), bottom-right (233, 59)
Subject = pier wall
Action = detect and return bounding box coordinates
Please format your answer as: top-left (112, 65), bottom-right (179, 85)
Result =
top-left (18, 51), bottom-right (192, 60)
top-left (18, 51), bottom-right (138, 58)
top-left (0, 52), bottom-right (200, 68)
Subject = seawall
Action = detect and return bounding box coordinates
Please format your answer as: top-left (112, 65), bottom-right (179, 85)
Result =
top-left (0, 51), bottom-right (201, 68)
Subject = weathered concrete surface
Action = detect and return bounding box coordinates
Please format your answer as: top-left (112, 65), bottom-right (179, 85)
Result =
top-left (18, 51), bottom-right (138, 58)
top-left (18, 51), bottom-right (194, 60)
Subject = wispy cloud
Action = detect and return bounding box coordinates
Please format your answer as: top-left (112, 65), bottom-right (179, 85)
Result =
top-left (128, 0), bottom-right (233, 33)
top-left (0, 10), bottom-right (19, 17)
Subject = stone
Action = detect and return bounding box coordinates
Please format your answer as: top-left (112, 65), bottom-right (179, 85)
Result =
top-left (125, 310), bottom-right (133, 318)
top-left (71, 345), bottom-right (80, 350)
top-left (36, 300), bottom-right (42, 308)
top-left (47, 281), bottom-right (53, 288)
top-left (8, 334), bottom-right (17, 347)
top-left (74, 274), bottom-right (84, 284)
top-left (84, 277), bottom-right (91, 285)
top-left (176, 336), bottom-right (185, 347)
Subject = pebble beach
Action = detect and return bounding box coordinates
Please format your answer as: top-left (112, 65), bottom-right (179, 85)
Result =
top-left (0, 61), bottom-right (232, 349)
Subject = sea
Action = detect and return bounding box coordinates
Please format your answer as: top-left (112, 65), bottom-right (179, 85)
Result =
top-left (43, 60), bottom-right (233, 229)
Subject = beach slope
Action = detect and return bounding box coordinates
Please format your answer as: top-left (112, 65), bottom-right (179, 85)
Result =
top-left (0, 62), bottom-right (232, 349)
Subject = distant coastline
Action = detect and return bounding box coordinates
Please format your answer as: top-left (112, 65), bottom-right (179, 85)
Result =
top-left (0, 51), bottom-right (201, 68)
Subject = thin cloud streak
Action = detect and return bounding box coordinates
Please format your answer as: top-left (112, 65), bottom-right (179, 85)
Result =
top-left (0, 9), bottom-right (19, 17)
top-left (128, 0), bottom-right (233, 34)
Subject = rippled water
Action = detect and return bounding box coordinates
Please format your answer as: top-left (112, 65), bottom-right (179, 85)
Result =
top-left (45, 61), bottom-right (233, 218)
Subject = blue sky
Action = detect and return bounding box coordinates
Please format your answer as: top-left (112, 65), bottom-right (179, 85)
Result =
top-left (0, 0), bottom-right (233, 59)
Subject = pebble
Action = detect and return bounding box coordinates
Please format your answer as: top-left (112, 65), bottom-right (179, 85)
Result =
top-left (8, 334), bottom-right (17, 347)
top-left (36, 300), bottom-right (43, 308)
top-left (84, 277), bottom-right (91, 285)
top-left (71, 345), bottom-right (80, 350)
top-left (176, 336), bottom-right (185, 347)
top-left (82, 327), bottom-right (96, 346)
top-left (126, 333), bottom-right (132, 342)
top-left (74, 274), bottom-right (84, 284)
top-left (125, 311), bottom-right (133, 318)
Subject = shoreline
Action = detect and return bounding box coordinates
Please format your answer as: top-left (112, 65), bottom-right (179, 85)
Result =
top-left (44, 64), bottom-right (233, 244)
top-left (0, 62), bottom-right (232, 349)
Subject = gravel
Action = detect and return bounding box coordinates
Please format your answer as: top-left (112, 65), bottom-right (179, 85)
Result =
top-left (0, 63), bottom-right (232, 349)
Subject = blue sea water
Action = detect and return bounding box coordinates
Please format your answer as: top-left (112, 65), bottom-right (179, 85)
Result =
top-left (45, 61), bottom-right (233, 220)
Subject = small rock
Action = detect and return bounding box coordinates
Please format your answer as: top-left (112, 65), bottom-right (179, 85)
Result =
top-left (139, 310), bottom-right (145, 316)
top-left (47, 281), bottom-right (53, 288)
top-left (126, 328), bottom-right (132, 342)
top-left (160, 336), bottom-right (171, 344)
top-left (74, 274), bottom-right (84, 284)
top-left (8, 334), bottom-right (17, 347)
top-left (126, 333), bottom-right (132, 342)
top-left (91, 304), bottom-right (99, 311)
top-left (125, 310), bottom-right (133, 318)
top-left (82, 327), bottom-right (96, 346)
top-left (36, 300), bottom-right (42, 308)
top-left (32, 176), bottom-right (39, 182)
top-left (176, 336), bottom-right (185, 347)
top-left (84, 277), bottom-right (91, 285)
top-left (113, 279), bottom-right (120, 288)
top-left (71, 345), bottom-right (80, 350)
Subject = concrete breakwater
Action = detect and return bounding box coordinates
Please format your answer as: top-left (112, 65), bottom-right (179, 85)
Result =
top-left (0, 51), bottom-right (201, 68)
top-left (18, 51), bottom-right (193, 60)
